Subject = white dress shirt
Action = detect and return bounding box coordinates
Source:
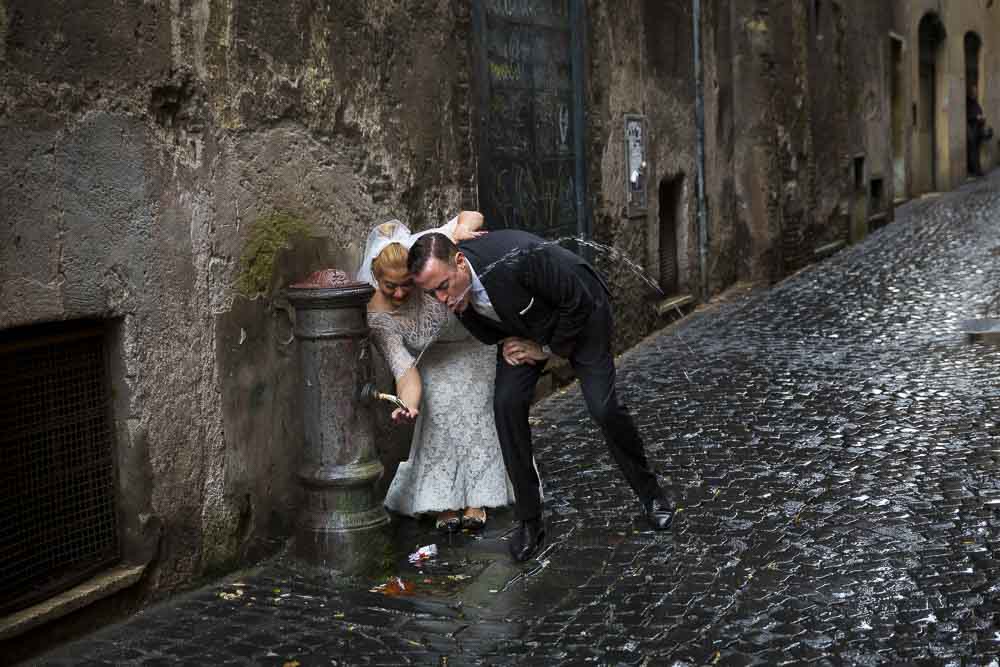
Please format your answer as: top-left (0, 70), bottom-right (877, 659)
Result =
top-left (467, 262), bottom-right (501, 322)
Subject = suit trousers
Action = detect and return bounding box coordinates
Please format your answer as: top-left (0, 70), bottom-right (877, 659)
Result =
top-left (492, 273), bottom-right (662, 521)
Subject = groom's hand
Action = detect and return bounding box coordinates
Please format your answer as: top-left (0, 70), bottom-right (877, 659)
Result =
top-left (502, 337), bottom-right (550, 366)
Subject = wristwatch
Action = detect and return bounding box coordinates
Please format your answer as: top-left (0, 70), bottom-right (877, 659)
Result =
top-left (541, 344), bottom-right (553, 357)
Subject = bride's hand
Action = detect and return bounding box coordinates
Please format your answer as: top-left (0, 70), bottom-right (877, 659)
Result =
top-left (454, 211), bottom-right (487, 242)
top-left (391, 406), bottom-right (419, 424)
top-left (454, 229), bottom-right (487, 242)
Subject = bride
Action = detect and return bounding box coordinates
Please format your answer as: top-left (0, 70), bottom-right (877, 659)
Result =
top-left (358, 212), bottom-right (515, 532)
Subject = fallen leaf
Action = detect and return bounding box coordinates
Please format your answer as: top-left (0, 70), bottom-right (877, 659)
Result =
top-left (370, 576), bottom-right (415, 596)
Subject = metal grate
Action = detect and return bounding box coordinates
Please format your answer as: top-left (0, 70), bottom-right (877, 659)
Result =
top-left (0, 323), bottom-right (119, 615)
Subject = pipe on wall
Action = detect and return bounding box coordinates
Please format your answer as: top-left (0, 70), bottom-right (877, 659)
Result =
top-left (693, 0), bottom-right (709, 298)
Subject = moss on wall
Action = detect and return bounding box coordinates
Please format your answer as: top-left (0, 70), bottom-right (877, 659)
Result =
top-left (236, 212), bottom-right (313, 296)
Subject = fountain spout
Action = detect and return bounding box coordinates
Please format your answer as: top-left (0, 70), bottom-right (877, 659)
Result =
top-left (359, 383), bottom-right (408, 411)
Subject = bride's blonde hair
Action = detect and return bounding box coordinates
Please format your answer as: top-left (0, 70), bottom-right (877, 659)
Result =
top-left (372, 242), bottom-right (408, 280)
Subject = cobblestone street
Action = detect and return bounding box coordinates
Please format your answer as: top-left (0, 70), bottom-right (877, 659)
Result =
top-left (32, 175), bottom-right (1000, 665)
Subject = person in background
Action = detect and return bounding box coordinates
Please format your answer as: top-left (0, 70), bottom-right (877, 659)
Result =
top-left (967, 83), bottom-right (987, 178)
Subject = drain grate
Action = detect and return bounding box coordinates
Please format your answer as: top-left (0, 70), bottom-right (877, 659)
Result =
top-left (0, 322), bottom-right (119, 615)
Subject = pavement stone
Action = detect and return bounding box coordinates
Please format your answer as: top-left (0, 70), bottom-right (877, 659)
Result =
top-left (27, 174), bottom-right (1000, 665)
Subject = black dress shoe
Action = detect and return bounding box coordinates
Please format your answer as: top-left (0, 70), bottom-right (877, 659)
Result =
top-left (509, 518), bottom-right (545, 562)
top-left (643, 496), bottom-right (675, 530)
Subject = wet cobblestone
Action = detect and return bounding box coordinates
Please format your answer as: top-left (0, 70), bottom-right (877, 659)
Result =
top-left (31, 175), bottom-right (1000, 665)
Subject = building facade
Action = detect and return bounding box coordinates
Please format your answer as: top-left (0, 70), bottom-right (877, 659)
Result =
top-left (1, 0), bottom-right (996, 651)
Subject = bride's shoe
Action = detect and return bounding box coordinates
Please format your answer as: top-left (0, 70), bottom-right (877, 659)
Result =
top-left (461, 507), bottom-right (487, 530)
top-left (435, 510), bottom-right (461, 533)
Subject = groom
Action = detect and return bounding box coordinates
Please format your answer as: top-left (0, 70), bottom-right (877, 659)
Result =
top-left (407, 228), bottom-right (674, 562)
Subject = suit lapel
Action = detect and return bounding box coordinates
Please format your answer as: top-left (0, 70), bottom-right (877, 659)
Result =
top-left (460, 235), bottom-right (529, 336)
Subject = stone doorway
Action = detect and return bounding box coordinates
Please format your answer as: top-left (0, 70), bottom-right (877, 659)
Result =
top-left (917, 13), bottom-right (945, 194)
top-left (966, 31), bottom-right (983, 177)
top-left (890, 35), bottom-right (906, 200)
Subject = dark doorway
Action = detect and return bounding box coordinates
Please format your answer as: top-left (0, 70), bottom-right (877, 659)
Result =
top-left (658, 175), bottom-right (684, 295)
top-left (850, 156), bottom-right (867, 242)
top-left (966, 31), bottom-right (983, 177)
top-left (473, 0), bottom-right (589, 240)
top-left (890, 36), bottom-right (905, 199)
top-left (870, 177), bottom-right (884, 214)
top-left (966, 32), bottom-right (982, 93)
top-left (918, 13), bottom-right (946, 193)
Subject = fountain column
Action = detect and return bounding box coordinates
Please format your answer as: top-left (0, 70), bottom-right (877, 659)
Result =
top-left (285, 270), bottom-right (389, 572)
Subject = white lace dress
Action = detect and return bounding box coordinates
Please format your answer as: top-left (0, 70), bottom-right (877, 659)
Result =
top-left (369, 292), bottom-right (516, 516)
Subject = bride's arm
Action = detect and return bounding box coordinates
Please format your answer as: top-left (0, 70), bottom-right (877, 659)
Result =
top-left (368, 316), bottom-right (421, 423)
top-left (411, 211), bottom-right (486, 244)
top-left (393, 367), bottom-right (422, 423)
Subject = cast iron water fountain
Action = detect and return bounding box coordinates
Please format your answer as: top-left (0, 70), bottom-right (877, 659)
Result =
top-left (285, 269), bottom-right (391, 573)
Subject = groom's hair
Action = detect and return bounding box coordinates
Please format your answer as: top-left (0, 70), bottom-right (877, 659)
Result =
top-left (407, 232), bottom-right (458, 275)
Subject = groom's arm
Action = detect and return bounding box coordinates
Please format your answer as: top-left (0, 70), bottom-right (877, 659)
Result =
top-left (458, 309), bottom-right (506, 345)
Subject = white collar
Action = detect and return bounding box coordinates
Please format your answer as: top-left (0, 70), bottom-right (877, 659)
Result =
top-left (467, 261), bottom-right (487, 296)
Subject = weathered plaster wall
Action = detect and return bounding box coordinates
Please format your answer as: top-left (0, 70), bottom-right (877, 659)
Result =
top-left (724, 0), bottom-right (785, 283)
top-left (710, 0), bottom-right (897, 284)
top-left (805, 0), bottom-right (895, 249)
top-left (0, 0), bottom-right (469, 601)
top-left (702, 0), bottom-right (741, 292)
top-left (585, 0), bottom-right (699, 350)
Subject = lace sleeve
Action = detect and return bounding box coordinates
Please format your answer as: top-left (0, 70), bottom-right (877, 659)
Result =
top-left (439, 215), bottom-right (460, 239)
top-left (368, 313), bottom-right (416, 381)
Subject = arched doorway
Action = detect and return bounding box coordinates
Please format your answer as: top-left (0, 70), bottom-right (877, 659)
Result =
top-left (917, 13), bottom-right (946, 193)
top-left (965, 31), bottom-right (984, 177)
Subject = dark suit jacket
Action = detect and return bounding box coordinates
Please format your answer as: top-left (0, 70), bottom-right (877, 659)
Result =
top-left (457, 230), bottom-right (610, 356)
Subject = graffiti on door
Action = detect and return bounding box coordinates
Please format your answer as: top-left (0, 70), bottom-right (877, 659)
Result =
top-left (474, 0), bottom-right (587, 239)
